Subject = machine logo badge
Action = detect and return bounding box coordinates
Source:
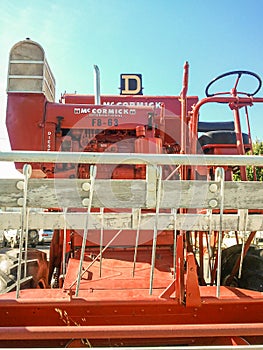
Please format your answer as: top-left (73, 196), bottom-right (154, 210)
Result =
top-left (120, 74), bottom-right (143, 95)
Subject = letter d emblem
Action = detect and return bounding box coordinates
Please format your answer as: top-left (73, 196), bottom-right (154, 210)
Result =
top-left (120, 74), bottom-right (143, 95)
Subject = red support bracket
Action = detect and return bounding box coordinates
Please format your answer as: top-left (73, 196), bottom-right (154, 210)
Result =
top-left (185, 252), bottom-right (201, 307)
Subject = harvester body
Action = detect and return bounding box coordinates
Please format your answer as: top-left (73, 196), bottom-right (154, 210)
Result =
top-left (0, 39), bottom-right (263, 347)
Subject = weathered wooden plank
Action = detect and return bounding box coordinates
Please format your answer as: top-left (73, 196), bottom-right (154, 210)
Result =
top-left (223, 182), bottom-right (263, 209)
top-left (161, 181), bottom-right (217, 209)
top-left (0, 178), bottom-right (262, 209)
top-left (162, 181), bottom-right (263, 209)
top-left (1, 211), bottom-right (263, 232)
top-left (0, 179), bottom-right (146, 208)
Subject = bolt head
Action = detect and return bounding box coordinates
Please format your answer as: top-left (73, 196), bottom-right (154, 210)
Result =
top-left (209, 199), bottom-right (218, 208)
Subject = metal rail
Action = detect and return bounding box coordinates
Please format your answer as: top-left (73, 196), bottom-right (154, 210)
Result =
top-left (0, 323), bottom-right (263, 340)
top-left (215, 168), bottom-right (225, 298)
top-left (55, 347), bottom-right (263, 350)
top-left (1, 151), bottom-right (263, 166)
top-left (75, 165), bottom-right (97, 296)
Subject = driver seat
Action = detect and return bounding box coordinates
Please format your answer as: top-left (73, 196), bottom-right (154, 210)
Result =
top-left (198, 121), bottom-right (251, 155)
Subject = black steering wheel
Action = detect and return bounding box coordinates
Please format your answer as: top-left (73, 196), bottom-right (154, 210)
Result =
top-left (205, 70), bottom-right (262, 98)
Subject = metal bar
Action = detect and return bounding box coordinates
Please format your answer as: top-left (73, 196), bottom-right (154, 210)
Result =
top-left (0, 323), bottom-right (263, 340)
top-left (6, 90), bottom-right (45, 94)
top-left (10, 60), bottom-right (44, 64)
top-left (245, 105), bottom-right (257, 180)
top-left (172, 208), bottom-right (177, 279)
top-left (239, 230), bottom-right (246, 279)
top-left (149, 166), bottom-right (162, 294)
top-left (16, 164), bottom-right (32, 298)
top-left (165, 164), bottom-right (181, 180)
top-left (8, 75), bottom-right (44, 79)
top-left (233, 107), bottom-right (247, 180)
top-left (23, 207), bottom-right (30, 278)
top-left (132, 208), bottom-right (142, 277)
top-left (1, 151), bottom-right (263, 166)
top-left (75, 165), bottom-right (97, 296)
top-left (6, 347), bottom-right (259, 350)
top-left (207, 209), bottom-right (213, 283)
top-left (62, 208), bottom-right (68, 277)
top-left (180, 61), bottom-right (189, 155)
top-left (99, 207), bottom-right (104, 277)
top-left (238, 209), bottom-right (248, 278)
top-left (215, 167), bottom-right (225, 298)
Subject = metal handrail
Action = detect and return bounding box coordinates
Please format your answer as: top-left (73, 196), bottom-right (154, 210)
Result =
top-left (64, 346), bottom-right (263, 350)
top-left (0, 151), bottom-right (263, 166)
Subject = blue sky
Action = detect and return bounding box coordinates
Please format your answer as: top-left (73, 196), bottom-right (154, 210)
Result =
top-left (0, 0), bottom-right (263, 176)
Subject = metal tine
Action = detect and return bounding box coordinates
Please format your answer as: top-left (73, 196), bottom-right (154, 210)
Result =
top-left (76, 165), bottom-right (97, 297)
top-left (23, 207), bottom-right (30, 279)
top-left (215, 167), bottom-right (225, 298)
top-left (172, 208), bottom-right (177, 279)
top-left (99, 207), bottom-right (104, 278)
top-left (132, 208), bottom-right (142, 277)
top-left (62, 208), bottom-right (68, 277)
top-left (149, 166), bottom-right (163, 295)
top-left (206, 208), bottom-right (213, 283)
top-left (16, 164), bottom-right (32, 299)
top-left (238, 209), bottom-right (248, 279)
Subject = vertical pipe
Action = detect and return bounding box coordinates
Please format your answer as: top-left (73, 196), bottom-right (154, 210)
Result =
top-left (180, 62), bottom-right (189, 180)
top-left (233, 108), bottom-right (247, 180)
top-left (245, 106), bottom-right (256, 180)
top-left (94, 65), bottom-right (101, 105)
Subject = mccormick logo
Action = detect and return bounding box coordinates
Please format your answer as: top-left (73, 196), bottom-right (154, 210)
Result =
top-left (74, 107), bottom-right (136, 115)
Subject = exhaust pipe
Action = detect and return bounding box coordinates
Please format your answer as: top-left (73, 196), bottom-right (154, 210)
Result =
top-left (93, 65), bottom-right (101, 105)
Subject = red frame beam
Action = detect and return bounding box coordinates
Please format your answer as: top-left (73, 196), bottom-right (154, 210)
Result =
top-left (1, 323), bottom-right (263, 340)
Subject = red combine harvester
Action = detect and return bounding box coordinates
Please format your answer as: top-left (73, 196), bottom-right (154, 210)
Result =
top-left (0, 38), bottom-right (263, 348)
